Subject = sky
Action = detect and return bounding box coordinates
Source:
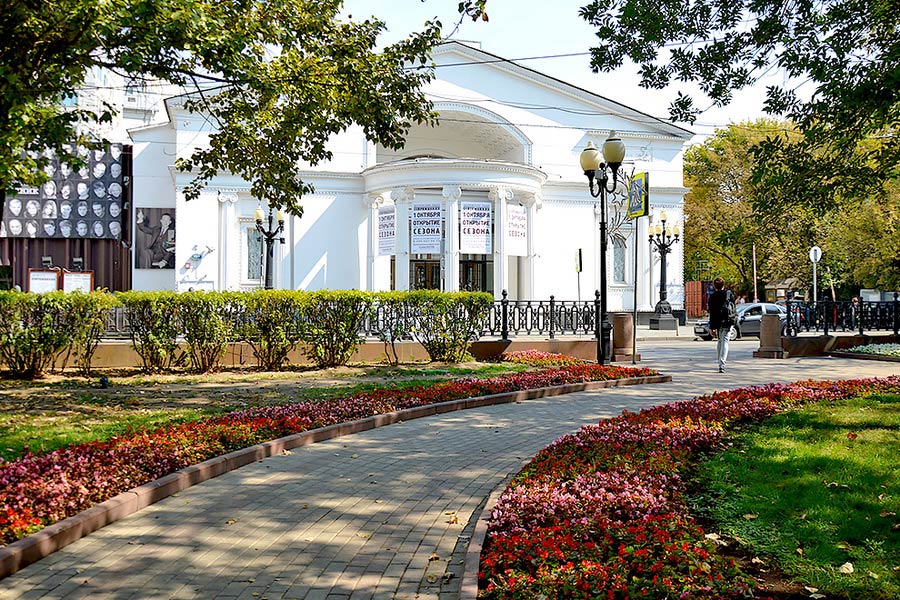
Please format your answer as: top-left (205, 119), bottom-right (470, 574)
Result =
top-left (341, 0), bottom-right (785, 144)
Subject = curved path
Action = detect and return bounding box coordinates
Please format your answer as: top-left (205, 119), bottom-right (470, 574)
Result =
top-left (3, 341), bottom-right (899, 600)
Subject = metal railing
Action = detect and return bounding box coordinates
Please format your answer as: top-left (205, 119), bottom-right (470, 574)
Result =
top-left (784, 294), bottom-right (900, 337)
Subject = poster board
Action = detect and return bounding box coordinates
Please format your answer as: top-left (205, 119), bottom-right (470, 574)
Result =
top-left (28, 269), bottom-right (60, 293)
top-left (459, 201), bottom-right (492, 254)
top-left (627, 172), bottom-right (649, 218)
top-left (62, 271), bottom-right (94, 293)
top-left (377, 205), bottom-right (395, 256)
top-left (410, 202), bottom-right (443, 254)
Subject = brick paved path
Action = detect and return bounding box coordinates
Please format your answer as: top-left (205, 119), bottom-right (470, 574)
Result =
top-left (3, 341), bottom-right (899, 600)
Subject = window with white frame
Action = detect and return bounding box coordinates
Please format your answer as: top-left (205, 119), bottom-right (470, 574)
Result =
top-left (613, 236), bottom-right (627, 283)
top-left (240, 220), bottom-right (264, 286)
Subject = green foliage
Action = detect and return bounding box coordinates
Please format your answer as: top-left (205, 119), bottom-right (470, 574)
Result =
top-left (580, 0), bottom-right (900, 200)
top-left (0, 291), bottom-right (75, 379)
top-left (59, 292), bottom-right (120, 376)
top-left (117, 291), bottom-right (183, 373)
top-left (176, 291), bottom-right (241, 373)
top-left (301, 291), bottom-right (373, 368)
top-left (0, 0), bottom-right (454, 214)
top-left (238, 290), bottom-right (307, 371)
top-left (407, 291), bottom-right (492, 362)
top-left (372, 291), bottom-right (412, 366)
top-left (692, 394), bottom-right (900, 599)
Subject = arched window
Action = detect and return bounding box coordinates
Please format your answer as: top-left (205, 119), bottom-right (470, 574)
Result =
top-left (613, 237), bottom-right (627, 283)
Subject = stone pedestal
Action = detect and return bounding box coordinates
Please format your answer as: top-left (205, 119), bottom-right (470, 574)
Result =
top-left (753, 314), bottom-right (784, 358)
top-left (611, 313), bottom-right (640, 362)
top-left (649, 313), bottom-right (679, 331)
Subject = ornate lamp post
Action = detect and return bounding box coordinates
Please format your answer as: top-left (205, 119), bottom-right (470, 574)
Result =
top-left (648, 210), bottom-right (680, 330)
top-left (254, 204), bottom-right (285, 289)
top-left (580, 132), bottom-right (626, 365)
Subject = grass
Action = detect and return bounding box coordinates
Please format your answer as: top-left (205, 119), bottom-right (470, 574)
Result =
top-left (691, 393), bottom-right (900, 599)
top-left (0, 362), bottom-right (525, 462)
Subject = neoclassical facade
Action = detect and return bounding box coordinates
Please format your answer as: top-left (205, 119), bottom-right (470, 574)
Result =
top-left (128, 41), bottom-right (692, 313)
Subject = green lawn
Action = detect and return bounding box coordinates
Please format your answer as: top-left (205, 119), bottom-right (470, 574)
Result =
top-left (692, 393), bottom-right (900, 599)
top-left (0, 362), bottom-right (527, 462)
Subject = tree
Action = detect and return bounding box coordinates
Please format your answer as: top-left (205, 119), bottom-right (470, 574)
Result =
top-left (0, 0), bottom-right (457, 214)
top-left (578, 0), bottom-right (900, 201)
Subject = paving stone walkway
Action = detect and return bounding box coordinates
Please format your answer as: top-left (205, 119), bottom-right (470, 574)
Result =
top-left (3, 340), bottom-right (899, 600)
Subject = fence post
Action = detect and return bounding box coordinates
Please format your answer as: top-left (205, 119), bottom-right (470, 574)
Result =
top-left (594, 290), bottom-right (601, 363)
top-left (549, 295), bottom-right (556, 340)
top-left (823, 298), bottom-right (830, 336)
top-left (858, 301), bottom-right (864, 336)
top-left (501, 289), bottom-right (509, 341)
top-left (894, 292), bottom-right (900, 335)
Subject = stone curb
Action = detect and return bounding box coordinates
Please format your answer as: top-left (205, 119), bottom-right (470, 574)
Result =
top-left (0, 374), bottom-right (670, 580)
top-left (827, 351), bottom-right (900, 363)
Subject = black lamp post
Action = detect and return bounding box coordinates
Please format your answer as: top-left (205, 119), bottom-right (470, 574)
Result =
top-left (254, 204), bottom-right (285, 290)
top-left (648, 211), bottom-right (680, 330)
top-left (580, 132), bottom-right (626, 365)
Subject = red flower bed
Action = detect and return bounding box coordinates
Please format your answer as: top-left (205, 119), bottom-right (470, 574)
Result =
top-left (479, 376), bottom-right (900, 599)
top-left (0, 363), bottom-right (656, 545)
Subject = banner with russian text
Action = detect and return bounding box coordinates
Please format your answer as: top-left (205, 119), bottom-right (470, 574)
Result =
top-left (378, 205), bottom-right (395, 256)
top-left (410, 202), bottom-right (443, 254)
top-left (459, 201), bottom-right (492, 254)
top-left (506, 203), bottom-right (527, 256)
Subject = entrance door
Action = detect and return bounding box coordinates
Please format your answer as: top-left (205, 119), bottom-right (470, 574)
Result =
top-left (460, 257), bottom-right (492, 293)
top-left (411, 260), bottom-right (441, 290)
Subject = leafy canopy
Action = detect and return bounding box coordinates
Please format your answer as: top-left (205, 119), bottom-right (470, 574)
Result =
top-left (0, 0), bottom-right (452, 214)
top-left (577, 0), bottom-right (900, 198)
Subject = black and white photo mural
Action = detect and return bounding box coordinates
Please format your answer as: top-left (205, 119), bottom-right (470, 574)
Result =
top-left (134, 208), bottom-right (176, 269)
top-left (0, 144), bottom-right (126, 240)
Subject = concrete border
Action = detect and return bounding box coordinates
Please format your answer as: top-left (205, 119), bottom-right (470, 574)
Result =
top-left (827, 351), bottom-right (900, 363)
top-left (0, 374), bottom-right (670, 580)
top-left (460, 473), bottom-right (518, 600)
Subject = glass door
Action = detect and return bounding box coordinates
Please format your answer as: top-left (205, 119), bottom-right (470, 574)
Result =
top-left (410, 258), bottom-right (441, 290)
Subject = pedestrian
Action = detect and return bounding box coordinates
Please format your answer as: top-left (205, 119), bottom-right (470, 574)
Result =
top-left (708, 277), bottom-right (737, 373)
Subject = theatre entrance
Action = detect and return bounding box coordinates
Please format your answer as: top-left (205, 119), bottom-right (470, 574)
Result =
top-left (411, 258), bottom-right (441, 290)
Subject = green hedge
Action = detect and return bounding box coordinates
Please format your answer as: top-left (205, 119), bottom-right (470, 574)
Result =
top-left (0, 289), bottom-right (494, 377)
top-left (0, 291), bottom-right (120, 379)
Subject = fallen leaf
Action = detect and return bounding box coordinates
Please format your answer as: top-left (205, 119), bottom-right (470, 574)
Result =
top-left (880, 510), bottom-right (896, 518)
top-left (810, 594), bottom-right (826, 599)
top-left (426, 573), bottom-right (439, 583)
top-left (447, 515), bottom-right (459, 525)
top-left (350, 454), bottom-right (359, 459)
top-left (796, 548), bottom-right (804, 556)
top-left (892, 523), bottom-right (900, 532)
top-left (803, 586), bottom-right (819, 593)
top-left (836, 541), bottom-right (852, 551)
top-left (743, 513), bottom-right (758, 520)
top-left (226, 518), bottom-right (239, 525)
top-left (357, 532), bottom-right (371, 539)
top-left (847, 432), bottom-right (858, 440)
top-left (839, 562), bottom-right (854, 574)
top-left (751, 557), bottom-right (766, 565)
top-left (428, 552), bottom-right (440, 562)
top-left (868, 571), bottom-right (879, 579)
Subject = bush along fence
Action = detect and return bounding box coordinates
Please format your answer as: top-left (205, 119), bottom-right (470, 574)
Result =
top-left (0, 289), bottom-right (494, 378)
top-left (478, 375), bottom-right (900, 599)
top-left (0, 361), bottom-right (657, 546)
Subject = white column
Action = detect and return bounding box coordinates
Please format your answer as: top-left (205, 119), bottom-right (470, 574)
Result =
top-left (364, 193), bottom-right (384, 292)
top-left (525, 193), bottom-right (541, 299)
top-left (217, 191), bottom-right (238, 290)
top-left (391, 187), bottom-right (413, 291)
top-left (442, 185), bottom-right (461, 292)
top-left (490, 187), bottom-right (512, 297)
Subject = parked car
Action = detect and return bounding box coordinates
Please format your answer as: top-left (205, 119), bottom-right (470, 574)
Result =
top-left (694, 302), bottom-right (787, 341)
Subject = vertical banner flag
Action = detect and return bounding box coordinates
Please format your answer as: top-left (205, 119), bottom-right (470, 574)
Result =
top-left (627, 172), bottom-right (649, 218)
top-left (459, 201), bottom-right (492, 254)
top-left (410, 202), bottom-right (443, 254)
top-left (506, 203), bottom-right (527, 256)
top-left (378, 205), bottom-right (395, 256)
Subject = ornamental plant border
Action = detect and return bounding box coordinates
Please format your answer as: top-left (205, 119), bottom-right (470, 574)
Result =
top-left (468, 376), bottom-right (900, 599)
top-left (0, 368), bottom-right (668, 580)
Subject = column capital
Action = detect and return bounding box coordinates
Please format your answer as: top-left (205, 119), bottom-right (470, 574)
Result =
top-left (391, 186), bottom-right (415, 204)
top-left (216, 190), bottom-right (239, 204)
top-left (488, 186), bottom-right (514, 202)
top-left (441, 185), bottom-right (462, 201)
top-left (365, 192), bottom-right (386, 209)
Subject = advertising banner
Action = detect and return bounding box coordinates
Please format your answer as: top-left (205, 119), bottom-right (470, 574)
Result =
top-left (506, 203), bottom-right (527, 256)
top-left (627, 172), bottom-right (649, 219)
top-left (459, 201), bottom-right (492, 254)
top-left (410, 202), bottom-right (443, 254)
top-left (378, 205), bottom-right (395, 256)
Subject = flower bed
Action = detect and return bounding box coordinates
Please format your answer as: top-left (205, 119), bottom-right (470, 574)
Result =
top-left (501, 350), bottom-right (586, 367)
top-left (843, 343), bottom-right (900, 357)
top-left (0, 363), bottom-right (656, 546)
top-left (479, 376), bottom-right (900, 599)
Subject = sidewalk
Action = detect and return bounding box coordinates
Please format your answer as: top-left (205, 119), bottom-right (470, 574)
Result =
top-left (3, 340), bottom-right (899, 600)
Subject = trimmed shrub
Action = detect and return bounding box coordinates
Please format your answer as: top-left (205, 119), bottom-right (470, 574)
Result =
top-left (0, 291), bottom-right (74, 379)
top-left (177, 291), bottom-right (241, 373)
top-left (118, 291), bottom-right (183, 373)
top-left (58, 292), bottom-right (120, 376)
top-left (237, 290), bottom-right (307, 371)
top-left (371, 291), bottom-right (412, 365)
top-left (301, 290), bottom-right (373, 368)
top-left (408, 291), bottom-right (493, 362)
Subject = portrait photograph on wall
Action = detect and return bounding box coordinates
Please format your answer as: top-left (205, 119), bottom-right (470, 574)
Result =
top-left (135, 208), bottom-right (176, 269)
top-left (0, 144), bottom-right (126, 240)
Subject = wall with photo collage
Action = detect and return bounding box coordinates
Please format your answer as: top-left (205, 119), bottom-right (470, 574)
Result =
top-left (0, 144), bottom-right (126, 240)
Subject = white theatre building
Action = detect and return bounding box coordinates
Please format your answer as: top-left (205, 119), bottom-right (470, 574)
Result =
top-left (128, 41), bottom-right (691, 317)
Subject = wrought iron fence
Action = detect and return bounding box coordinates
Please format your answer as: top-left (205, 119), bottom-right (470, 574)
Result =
top-left (784, 295), bottom-right (900, 337)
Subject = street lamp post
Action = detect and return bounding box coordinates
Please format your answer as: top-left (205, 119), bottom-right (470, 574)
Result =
top-left (254, 204), bottom-right (285, 290)
top-left (580, 132), bottom-right (626, 365)
top-left (648, 211), bottom-right (680, 330)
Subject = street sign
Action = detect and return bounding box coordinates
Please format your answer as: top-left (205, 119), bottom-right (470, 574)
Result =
top-left (809, 246), bottom-right (822, 263)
